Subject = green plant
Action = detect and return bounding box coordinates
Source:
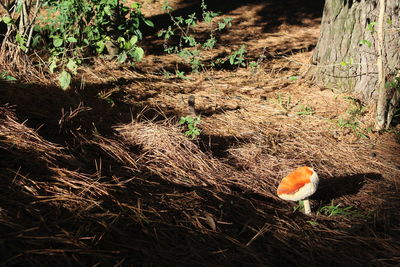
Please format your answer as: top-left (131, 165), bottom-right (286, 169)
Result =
top-left (0, 1), bottom-right (39, 52)
top-left (366, 21), bottom-right (377, 32)
top-left (318, 203), bottom-right (353, 217)
top-left (226, 45), bottom-right (247, 67)
top-left (179, 116), bottom-right (201, 139)
top-left (306, 220), bottom-right (319, 226)
top-left (337, 117), bottom-right (358, 129)
top-left (359, 39), bottom-right (372, 48)
top-left (385, 76), bottom-right (400, 91)
top-left (358, 21), bottom-right (378, 49)
top-left (276, 93), bottom-right (296, 111)
top-left (0, 0), bottom-right (43, 75)
top-left (335, 96), bottom-right (370, 138)
top-left (0, 71), bottom-right (17, 81)
top-left (38, 0), bottom-right (153, 89)
top-left (247, 48), bottom-right (268, 75)
top-left (162, 70), bottom-right (173, 79)
top-left (337, 117), bottom-right (369, 138)
top-left (175, 70), bottom-right (190, 80)
top-left (340, 58), bottom-right (354, 67)
top-left (288, 75), bottom-right (299, 81)
top-left (158, 1), bottom-right (246, 77)
top-left (293, 200), bottom-right (304, 212)
top-left (345, 96), bottom-right (366, 116)
top-left (296, 105), bottom-right (315, 116)
top-left (248, 61), bottom-right (259, 70)
top-left (9, 0), bottom-right (152, 89)
top-left (317, 203), bottom-right (369, 219)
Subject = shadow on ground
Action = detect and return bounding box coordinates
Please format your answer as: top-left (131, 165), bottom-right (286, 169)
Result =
top-left (145, 0), bottom-right (325, 34)
top-left (1, 79), bottom-right (400, 266)
top-left (314, 173), bottom-right (383, 201)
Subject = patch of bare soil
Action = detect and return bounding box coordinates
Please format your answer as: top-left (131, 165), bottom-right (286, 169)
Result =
top-left (1, 0), bottom-right (400, 266)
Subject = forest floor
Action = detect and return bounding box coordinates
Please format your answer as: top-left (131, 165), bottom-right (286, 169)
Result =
top-left (1, 0), bottom-right (400, 266)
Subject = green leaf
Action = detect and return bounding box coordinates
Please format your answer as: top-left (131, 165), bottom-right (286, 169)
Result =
top-left (66, 59), bottom-right (78, 74)
top-left (349, 58), bottom-right (354, 65)
top-left (117, 51), bottom-right (127, 63)
top-left (59, 70), bottom-right (71, 90)
top-left (129, 36), bottom-right (138, 45)
top-left (16, 2), bottom-right (23, 13)
top-left (367, 21), bottom-right (377, 32)
top-left (53, 38), bottom-right (63, 47)
top-left (185, 117), bottom-right (194, 124)
top-left (49, 58), bottom-right (58, 73)
top-left (2, 16), bottom-right (13, 25)
top-left (131, 2), bottom-right (141, 9)
top-left (132, 47), bottom-right (144, 61)
top-left (183, 36), bottom-right (197, 46)
top-left (175, 16), bottom-right (184, 25)
top-left (185, 13), bottom-right (197, 26)
top-left (229, 55), bottom-right (235, 65)
top-left (249, 61), bottom-right (258, 69)
top-left (143, 19), bottom-right (154, 27)
top-left (307, 220), bottom-right (319, 226)
top-left (340, 61), bottom-right (347, 67)
top-left (0, 71), bottom-right (17, 81)
top-left (32, 34), bottom-right (41, 48)
top-left (157, 30), bottom-right (165, 38)
top-left (15, 33), bottom-right (25, 45)
top-left (104, 5), bottom-right (112, 16)
top-left (289, 76), bottom-right (299, 81)
top-left (359, 39), bottom-right (372, 48)
top-left (161, 2), bottom-right (173, 11)
top-left (218, 17), bottom-right (233, 30)
top-left (67, 37), bottom-right (77, 43)
top-left (202, 37), bottom-right (216, 49)
top-left (15, 33), bottom-right (27, 52)
top-left (117, 36), bottom-right (126, 45)
top-left (203, 11), bottom-right (220, 23)
top-left (96, 40), bottom-right (105, 53)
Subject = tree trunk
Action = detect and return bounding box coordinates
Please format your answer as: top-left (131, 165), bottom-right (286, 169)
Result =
top-left (308, 0), bottom-right (400, 128)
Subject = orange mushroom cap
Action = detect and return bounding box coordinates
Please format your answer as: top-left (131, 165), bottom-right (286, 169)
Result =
top-left (277, 166), bottom-right (319, 201)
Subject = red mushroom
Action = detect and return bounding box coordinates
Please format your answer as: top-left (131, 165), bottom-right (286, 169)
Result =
top-left (277, 166), bottom-right (319, 215)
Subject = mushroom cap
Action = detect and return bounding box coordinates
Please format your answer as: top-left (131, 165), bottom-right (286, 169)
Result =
top-left (277, 166), bottom-right (319, 201)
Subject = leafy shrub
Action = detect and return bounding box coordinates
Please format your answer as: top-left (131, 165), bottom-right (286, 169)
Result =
top-left (1, 0), bottom-right (152, 89)
top-left (42, 0), bottom-right (152, 89)
top-left (158, 0), bottom-right (247, 78)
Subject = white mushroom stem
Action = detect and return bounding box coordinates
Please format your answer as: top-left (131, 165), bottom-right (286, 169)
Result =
top-left (302, 199), bottom-right (311, 215)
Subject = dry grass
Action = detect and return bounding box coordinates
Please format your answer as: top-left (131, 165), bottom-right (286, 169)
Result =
top-left (1, 99), bottom-right (399, 266)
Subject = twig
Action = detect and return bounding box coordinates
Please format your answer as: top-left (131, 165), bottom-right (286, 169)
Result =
top-left (246, 223), bottom-right (271, 246)
top-left (26, 0), bottom-right (42, 48)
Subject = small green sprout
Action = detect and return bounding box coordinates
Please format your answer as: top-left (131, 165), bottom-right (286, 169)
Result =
top-left (296, 105), bottom-right (315, 116)
top-left (179, 116), bottom-right (201, 139)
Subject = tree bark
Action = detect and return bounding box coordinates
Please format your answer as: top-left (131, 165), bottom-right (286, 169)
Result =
top-left (308, 0), bottom-right (400, 128)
